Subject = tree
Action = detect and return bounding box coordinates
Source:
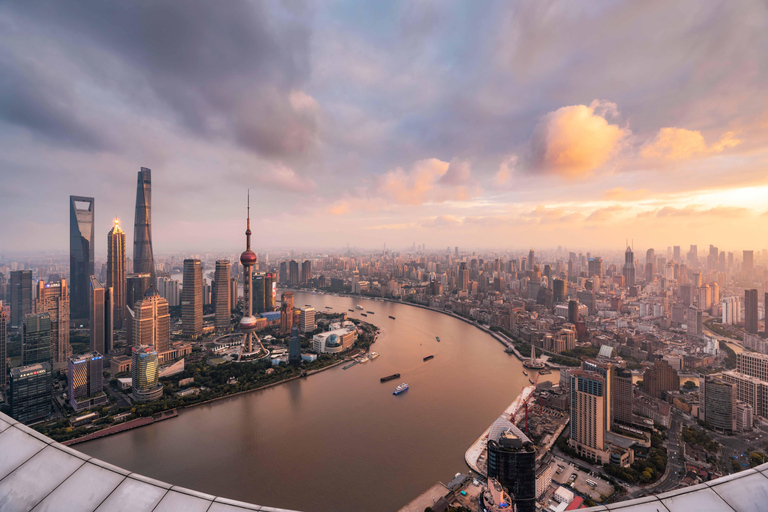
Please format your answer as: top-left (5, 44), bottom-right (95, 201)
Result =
top-left (683, 380), bottom-right (697, 390)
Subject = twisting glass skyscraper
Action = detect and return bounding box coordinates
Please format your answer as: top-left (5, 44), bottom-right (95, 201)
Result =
top-left (133, 167), bottom-right (155, 287)
top-left (70, 196), bottom-right (94, 321)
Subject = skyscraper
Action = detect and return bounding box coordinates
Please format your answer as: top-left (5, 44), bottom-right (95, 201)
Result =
top-left (127, 287), bottom-right (170, 354)
top-left (265, 273), bottom-right (276, 310)
top-left (289, 326), bottom-right (301, 364)
top-left (289, 260), bottom-right (299, 286)
top-left (133, 168), bottom-right (156, 287)
top-left (68, 352), bottom-right (108, 412)
top-left (569, 369), bottom-right (608, 462)
top-left (35, 280), bottom-right (70, 365)
top-left (622, 245), bottom-right (636, 287)
top-left (703, 376), bottom-right (736, 432)
top-left (281, 292), bottom-right (294, 333)
top-left (10, 362), bottom-right (52, 424)
top-left (643, 359), bottom-right (679, 399)
top-left (89, 276), bottom-right (113, 355)
top-left (131, 344), bottom-right (162, 402)
top-left (107, 218), bottom-right (126, 329)
top-left (486, 419), bottom-right (536, 512)
top-left (214, 260), bottom-right (231, 332)
top-left (22, 313), bottom-right (52, 366)
top-left (0, 302), bottom-right (7, 389)
top-left (613, 367), bottom-right (633, 424)
top-left (70, 196), bottom-right (95, 322)
top-left (743, 250), bottom-right (754, 279)
top-left (10, 270), bottom-right (32, 328)
top-left (301, 259), bottom-right (312, 285)
top-left (240, 195), bottom-right (258, 354)
top-left (182, 259), bottom-right (203, 338)
top-left (745, 289), bottom-right (759, 334)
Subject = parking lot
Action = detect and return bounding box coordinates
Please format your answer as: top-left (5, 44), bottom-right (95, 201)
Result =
top-left (552, 460), bottom-right (614, 501)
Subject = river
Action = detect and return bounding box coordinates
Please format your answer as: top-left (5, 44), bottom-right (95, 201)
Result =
top-left (78, 291), bottom-right (558, 512)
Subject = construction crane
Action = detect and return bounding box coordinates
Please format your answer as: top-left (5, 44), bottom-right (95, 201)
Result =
top-left (523, 371), bottom-right (541, 436)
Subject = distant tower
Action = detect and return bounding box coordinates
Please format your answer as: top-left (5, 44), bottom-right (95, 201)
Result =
top-left (528, 249), bottom-right (535, 268)
top-left (214, 260), bottom-right (231, 332)
top-left (239, 193), bottom-right (258, 353)
top-left (70, 196), bottom-right (95, 321)
top-left (745, 289), bottom-right (759, 334)
top-left (22, 312), bottom-right (52, 366)
top-left (35, 279), bottom-right (70, 365)
top-left (127, 287), bottom-right (170, 354)
top-left (107, 218), bottom-right (126, 329)
top-left (182, 259), bottom-right (203, 338)
top-left (133, 168), bottom-right (156, 287)
top-left (622, 245), bottom-right (636, 287)
top-left (9, 270), bottom-right (32, 328)
top-left (131, 344), bottom-right (163, 402)
top-left (89, 276), bottom-right (113, 355)
top-left (0, 303), bottom-right (7, 388)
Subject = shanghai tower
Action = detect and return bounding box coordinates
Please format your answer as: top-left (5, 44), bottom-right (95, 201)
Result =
top-left (133, 167), bottom-right (156, 289)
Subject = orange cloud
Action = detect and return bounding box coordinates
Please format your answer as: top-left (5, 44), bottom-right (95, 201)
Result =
top-left (641, 128), bottom-right (740, 160)
top-left (586, 205), bottom-right (627, 222)
top-left (379, 158), bottom-right (477, 205)
top-left (603, 187), bottom-right (649, 201)
top-left (495, 155), bottom-right (517, 184)
top-left (529, 100), bottom-right (628, 178)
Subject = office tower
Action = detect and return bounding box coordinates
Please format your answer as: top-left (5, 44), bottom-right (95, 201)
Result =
top-left (89, 277), bottom-right (113, 355)
top-left (765, 293), bottom-right (768, 337)
top-left (133, 167), bottom-right (156, 288)
top-left (686, 306), bottom-right (703, 336)
top-left (289, 260), bottom-right (299, 286)
top-left (240, 195), bottom-right (258, 353)
top-left (157, 277), bottom-right (180, 307)
top-left (264, 273), bottom-right (276, 310)
top-left (528, 249), bottom-right (535, 268)
top-left (645, 248), bottom-right (655, 278)
top-left (253, 272), bottom-right (266, 313)
top-left (352, 271), bottom-right (360, 294)
top-left (613, 367), bottom-right (633, 424)
top-left (703, 376), bottom-right (736, 432)
top-left (301, 259), bottom-right (312, 285)
top-left (0, 303), bottom-right (7, 389)
top-left (568, 299), bottom-right (579, 323)
top-left (127, 288), bottom-right (170, 353)
top-left (745, 289), bottom-right (759, 334)
top-left (622, 246), bottom-right (636, 287)
top-left (230, 277), bottom-right (238, 312)
top-left (22, 312), bottom-right (52, 366)
top-left (487, 420), bottom-right (536, 512)
top-left (743, 250), bottom-right (754, 278)
top-left (582, 359), bottom-right (613, 431)
top-left (126, 272), bottom-right (152, 310)
top-left (35, 279), bottom-right (70, 365)
top-left (289, 326), bottom-right (301, 364)
top-left (299, 307), bottom-right (316, 333)
top-left (280, 292), bottom-right (294, 333)
top-left (107, 218), bottom-right (126, 329)
top-left (182, 259), bottom-right (202, 338)
top-left (68, 352), bottom-right (108, 411)
top-left (643, 359), bottom-right (679, 399)
top-left (131, 345), bottom-right (162, 402)
top-left (698, 285), bottom-right (712, 310)
top-left (10, 270), bottom-right (33, 328)
top-left (9, 362), bottom-right (52, 424)
top-left (214, 260), bottom-right (231, 332)
top-left (587, 257), bottom-right (603, 279)
top-left (279, 261), bottom-right (288, 284)
top-left (70, 195), bottom-right (95, 322)
top-left (569, 370), bottom-right (608, 462)
top-left (459, 262), bottom-right (469, 291)
top-left (736, 352), bottom-right (768, 381)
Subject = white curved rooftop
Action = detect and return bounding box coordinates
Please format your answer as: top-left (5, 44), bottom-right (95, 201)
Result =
top-left (0, 412), bottom-right (299, 512)
top-left (3, 410), bottom-right (768, 512)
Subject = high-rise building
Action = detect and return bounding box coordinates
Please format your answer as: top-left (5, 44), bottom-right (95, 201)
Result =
top-left (279, 261), bottom-right (288, 285)
top-left (622, 246), bottom-right (636, 287)
top-left (126, 288), bottom-right (170, 354)
top-left (35, 279), bottom-right (70, 365)
top-left (289, 326), bottom-right (301, 364)
top-left (265, 273), bottom-right (276, 310)
top-left (68, 352), bottom-right (108, 412)
top-left (70, 195), bottom-right (95, 322)
top-left (736, 352), bottom-right (768, 382)
top-left (587, 257), bottom-right (603, 279)
top-left (352, 271), bottom-right (360, 294)
top-left (528, 249), bottom-right (535, 268)
top-left (552, 278), bottom-right (566, 303)
top-left (253, 272), bottom-right (266, 313)
top-left (133, 167), bottom-right (156, 287)
top-left (743, 250), bottom-right (754, 278)
top-left (182, 259), bottom-right (203, 338)
top-left (613, 367), bottom-right (633, 425)
top-left (569, 369), bottom-right (608, 462)
top-left (299, 307), bottom-right (316, 333)
top-left (126, 272), bottom-right (152, 310)
top-left (289, 260), bottom-right (299, 286)
top-left (703, 376), bottom-right (736, 432)
top-left (745, 289), bottom-right (759, 334)
top-left (89, 276), bottom-right (113, 355)
top-left (107, 218), bottom-right (126, 329)
top-left (22, 313), bottom-right (51, 366)
top-left (643, 359), bottom-right (679, 399)
top-left (214, 260), bottom-right (231, 332)
top-left (10, 362), bottom-right (52, 424)
top-left (10, 270), bottom-right (32, 328)
top-left (486, 419), bottom-right (536, 512)
top-left (568, 299), bottom-right (579, 324)
top-left (0, 302), bottom-right (7, 389)
top-left (157, 277), bottom-right (180, 306)
top-left (645, 248), bottom-right (655, 281)
top-left (131, 345), bottom-right (162, 402)
top-left (230, 277), bottom-right (239, 312)
top-left (281, 292), bottom-right (294, 333)
top-left (459, 262), bottom-right (469, 291)
top-left (301, 260), bottom-right (312, 285)
top-left (582, 359), bottom-right (613, 430)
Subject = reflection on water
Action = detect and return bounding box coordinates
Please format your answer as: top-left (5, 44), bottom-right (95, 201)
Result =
top-left (78, 292), bottom-right (558, 512)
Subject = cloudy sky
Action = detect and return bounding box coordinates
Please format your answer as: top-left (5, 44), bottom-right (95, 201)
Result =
top-left (2, 1), bottom-right (767, 257)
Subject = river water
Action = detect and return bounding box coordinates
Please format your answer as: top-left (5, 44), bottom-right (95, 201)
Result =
top-left (78, 292), bottom-right (558, 511)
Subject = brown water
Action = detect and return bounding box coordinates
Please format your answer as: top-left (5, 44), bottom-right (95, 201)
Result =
top-left (78, 292), bottom-right (558, 511)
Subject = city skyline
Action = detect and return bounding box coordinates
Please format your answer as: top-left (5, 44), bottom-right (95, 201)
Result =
top-left (1, 2), bottom-right (767, 254)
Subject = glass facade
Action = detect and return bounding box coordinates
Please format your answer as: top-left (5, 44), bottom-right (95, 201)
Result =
top-left (10, 362), bottom-right (52, 424)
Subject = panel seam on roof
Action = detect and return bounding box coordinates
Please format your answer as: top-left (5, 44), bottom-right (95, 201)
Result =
top-left (148, 487), bottom-right (172, 512)
top-left (0, 435), bottom-right (47, 484)
top-left (28, 458), bottom-right (87, 511)
top-left (91, 471), bottom-right (130, 512)
top-left (706, 480), bottom-right (744, 512)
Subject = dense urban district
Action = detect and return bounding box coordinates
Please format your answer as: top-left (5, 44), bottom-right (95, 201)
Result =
top-left (3, 168), bottom-right (768, 511)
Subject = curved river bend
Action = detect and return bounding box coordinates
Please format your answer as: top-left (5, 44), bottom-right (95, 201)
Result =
top-left (78, 292), bottom-right (558, 512)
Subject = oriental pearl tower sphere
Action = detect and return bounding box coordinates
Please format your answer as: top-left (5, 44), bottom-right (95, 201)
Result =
top-left (240, 192), bottom-right (258, 353)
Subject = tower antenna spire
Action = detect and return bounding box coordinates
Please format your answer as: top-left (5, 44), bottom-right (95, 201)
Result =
top-left (245, 190), bottom-right (252, 250)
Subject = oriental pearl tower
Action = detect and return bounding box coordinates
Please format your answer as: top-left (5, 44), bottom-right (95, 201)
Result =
top-left (239, 192), bottom-right (259, 354)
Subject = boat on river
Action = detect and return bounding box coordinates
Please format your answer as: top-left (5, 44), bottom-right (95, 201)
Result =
top-left (367, 311), bottom-right (375, 314)
top-left (370, 352), bottom-right (379, 360)
top-left (423, 355), bottom-right (434, 361)
top-left (393, 383), bottom-right (409, 395)
top-left (361, 313), bottom-right (368, 317)
top-left (380, 373), bottom-right (400, 382)
top-left (356, 305), bottom-right (363, 310)
top-left (436, 336), bottom-right (440, 342)
top-left (389, 316), bottom-right (396, 319)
